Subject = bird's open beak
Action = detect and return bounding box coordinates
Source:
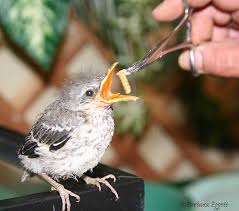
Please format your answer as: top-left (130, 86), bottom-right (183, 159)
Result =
top-left (96, 63), bottom-right (138, 104)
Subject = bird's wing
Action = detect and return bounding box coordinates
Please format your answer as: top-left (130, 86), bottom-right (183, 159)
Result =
top-left (19, 137), bottom-right (39, 158)
top-left (19, 119), bottom-right (73, 157)
top-left (32, 120), bottom-right (73, 150)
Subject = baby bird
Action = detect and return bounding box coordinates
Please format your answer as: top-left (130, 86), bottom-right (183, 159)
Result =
top-left (18, 63), bottom-right (138, 211)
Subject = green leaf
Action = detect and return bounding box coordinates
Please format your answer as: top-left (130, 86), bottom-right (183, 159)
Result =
top-left (0, 0), bottom-right (70, 71)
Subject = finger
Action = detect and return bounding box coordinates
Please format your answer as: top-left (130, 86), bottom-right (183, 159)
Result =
top-left (188, 0), bottom-right (211, 8)
top-left (152, 0), bottom-right (184, 21)
top-left (232, 10), bottom-right (239, 24)
top-left (212, 26), bottom-right (239, 41)
top-left (188, 0), bottom-right (239, 11)
top-left (212, 26), bottom-right (228, 41)
top-left (152, 0), bottom-right (212, 21)
top-left (179, 40), bottom-right (239, 77)
top-left (191, 8), bottom-right (213, 44)
top-left (153, 0), bottom-right (239, 22)
top-left (191, 6), bottom-right (231, 44)
top-left (228, 28), bottom-right (239, 39)
top-left (213, 0), bottom-right (239, 11)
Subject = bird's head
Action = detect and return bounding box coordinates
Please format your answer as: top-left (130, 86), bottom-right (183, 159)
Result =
top-left (61, 63), bottom-right (138, 111)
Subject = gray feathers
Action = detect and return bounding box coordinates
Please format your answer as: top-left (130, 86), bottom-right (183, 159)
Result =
top-left (32, 120), bottom-right (72, 151)
top-left (59, 75), bottom-right (103, 112)
top-left (32, 119), bottom-right (71, 145)
top-left (19, 105), bottom-right (79, 158)
top-left (18, 72), bottom-right (115, 179)
top-left (19, 75), bottom-right (105, 158)
top-left (19, 121), bottom-right (73, 157)
top-left (19, 138), bottom-right (39, 158)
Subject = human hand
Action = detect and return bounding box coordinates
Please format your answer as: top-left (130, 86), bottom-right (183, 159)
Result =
top-left (153, 0), bottom-right (239, 77)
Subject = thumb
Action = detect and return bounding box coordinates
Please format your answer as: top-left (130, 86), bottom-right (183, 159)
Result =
top-left (179, 40), bottom-right (239, 77)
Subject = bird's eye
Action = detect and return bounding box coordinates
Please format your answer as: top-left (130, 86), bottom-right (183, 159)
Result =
top-left (85, 89), bottom-right (94, 97)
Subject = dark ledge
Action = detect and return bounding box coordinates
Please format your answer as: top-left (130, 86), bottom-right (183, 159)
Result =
top-left (0, 127), bottom-right (144, 211)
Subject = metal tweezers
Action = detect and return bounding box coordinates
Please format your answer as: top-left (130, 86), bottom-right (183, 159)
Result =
top-left (117, 0), bottom-right (197, 94)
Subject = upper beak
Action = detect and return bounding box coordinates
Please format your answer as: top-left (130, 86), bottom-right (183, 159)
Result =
top-left (96, 63), bottom-right (138, 104)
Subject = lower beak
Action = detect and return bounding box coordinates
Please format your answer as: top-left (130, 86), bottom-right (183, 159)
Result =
top-left (96, 63), bottom-right (138, 104)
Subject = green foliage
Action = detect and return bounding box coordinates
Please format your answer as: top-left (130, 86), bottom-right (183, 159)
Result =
top-left (114, 100), bottom-right (149, 137)
top-left (0, 0), bottom-right (70, 71)
top-left (74, 0), bottom-right (160, 68)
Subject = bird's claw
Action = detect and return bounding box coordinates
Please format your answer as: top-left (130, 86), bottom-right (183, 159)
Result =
top-left (83, 174), bottom-right (119, 200)
top-left (51, 184), bottom-right (80, 211)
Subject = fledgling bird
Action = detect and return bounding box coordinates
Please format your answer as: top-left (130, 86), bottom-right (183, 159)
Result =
top-left (18, 63), bottom-right (138, 211)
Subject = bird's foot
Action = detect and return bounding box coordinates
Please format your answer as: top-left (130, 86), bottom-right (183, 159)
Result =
top-left (51, 184), bottom-right (80, 211)
top-left (41, 173), bottom-right (80, 211)
top-left (83, 174), bottom-right (119, 200)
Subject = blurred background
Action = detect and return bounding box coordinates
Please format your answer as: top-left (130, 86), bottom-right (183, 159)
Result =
top-left (0, 0), bottom-right (239, 210)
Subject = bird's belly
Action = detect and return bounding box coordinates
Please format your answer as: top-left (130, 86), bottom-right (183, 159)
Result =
top-left (20, 137), bottom-right (112, 179)
top-left (47, 124), bottom-right (113, 178)
top-left (67, 142), bottom-right (107, 175)
top-left (66, 120), bottom-right (114, 176)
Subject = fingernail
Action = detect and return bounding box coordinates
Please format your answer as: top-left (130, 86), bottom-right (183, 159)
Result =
top-left (152, 4), bottom-right (162, 17)
top-left (152, 1), bottom-right (169, 18)
top-left (178, 51), bottom-right (190, 70)
top-left (179, 49), bottom-right (203, 73)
